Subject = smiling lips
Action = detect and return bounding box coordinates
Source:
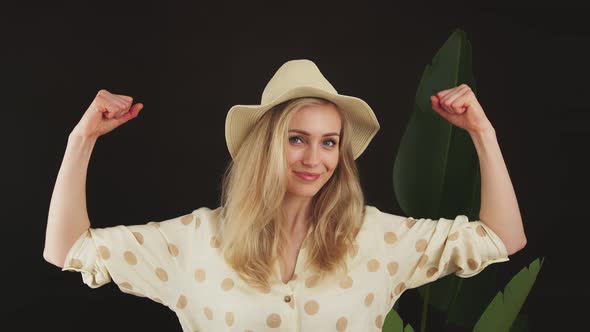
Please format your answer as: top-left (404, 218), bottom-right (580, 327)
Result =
top-left (293, 171), bottom-right (320, 181)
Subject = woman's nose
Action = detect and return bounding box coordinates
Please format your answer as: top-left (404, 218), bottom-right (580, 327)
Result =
top-left (302, 145), bottom-right (320, 166)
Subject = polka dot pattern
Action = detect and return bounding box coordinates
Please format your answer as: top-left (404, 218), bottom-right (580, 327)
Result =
top-left (132, 232), bottom-right (144, 245)
top-left (394, 282), bottom-right (406, 295)
top-left (339, 275), bottom-right (353, 289)
top-left (418, 254), bottom-right (429, 268)
top-left (194, 269), bottom-right (206, 283)
top-left (204, 307), bottom-right (213, 320)
top-left (176, 294), bottom-right (187, 309)
top-left (155, 267), bottom-right (168, 282)
top-left (210, 236), bottom-right (221, 248)
top-left (167, 243), bottom-right (179, 257)
top-left (468, 258), bottom-right (478, 270)
top-left (225, 312), bottom-right (235, 326)
top-left (387, 261), bottom-right (399, 276)
top-left (427, 267), bottom-right (439, 278)
top-left (180, 214), bottom-right (192, 225)
top-left (260, 285), bottom-right (271, 294)
top-left (448, 232), bottom-right (459, 241)
top-left (124, 251), bottom-right (137, 265)
top-left (305, 274), bottom-right (320, 288)
top-left (375, 314), bottom-right (384, 328)
top-left (267, 313), bottom-right (281, 328)
top-left (221, 277), bottom-right (234, 291)
top-left (70, 258), bottom-right (83, 269)
top-left (405, 218), bottom-right (417, 228)
top-left (336, 317), bottom-right (348, 331)
top-left (415, 239), bottom-right (427, 252)
top-left (120, 282), bottom-right (133, 290)
top-left (384, 231), bottom-right (397, 244)
top-left (60, 206), bottom-right (509, 331)
top-left (304, 300), bottom-right (319, 315)
top-left (367, 259), bottom-right (380, 272)
top-left (98, 245), bottom-right (111, 260)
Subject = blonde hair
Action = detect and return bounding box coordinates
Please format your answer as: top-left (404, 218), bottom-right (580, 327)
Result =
top-left (217, 97), bottom-right (366, 291)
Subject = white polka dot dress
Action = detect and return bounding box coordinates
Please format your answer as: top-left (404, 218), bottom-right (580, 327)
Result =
top-left (61, 205), bottom-right (509, 331)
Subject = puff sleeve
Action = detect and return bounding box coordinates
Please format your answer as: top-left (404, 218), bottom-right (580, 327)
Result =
top-left (368, 206), bottom-right (510, 291)
top-left (61, 211), bottom-right (198, 306)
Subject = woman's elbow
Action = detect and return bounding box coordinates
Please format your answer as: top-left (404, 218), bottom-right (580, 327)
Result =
top-left (506, 235), bottom-right (527, 256)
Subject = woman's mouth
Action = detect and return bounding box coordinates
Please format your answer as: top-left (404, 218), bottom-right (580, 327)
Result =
top-left (293, 171), bottom-right (320, 181)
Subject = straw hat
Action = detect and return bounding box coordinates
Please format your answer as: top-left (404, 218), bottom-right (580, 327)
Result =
top-left (225, 59), bottom-right (380, 160)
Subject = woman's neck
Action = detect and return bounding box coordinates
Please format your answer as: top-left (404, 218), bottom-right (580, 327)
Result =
top-left (282, 193), bottom-right (313, 234)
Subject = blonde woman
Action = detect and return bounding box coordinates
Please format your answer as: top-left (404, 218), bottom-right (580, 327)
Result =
top-left (44, 59), bottom-right (526, 331)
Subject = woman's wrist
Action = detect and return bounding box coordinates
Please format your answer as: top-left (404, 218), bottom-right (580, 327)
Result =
top-left (468, 124), bottom-right (496, 141)
top-left (68, 131), bottom-right (98, 151)
top-left (69, 127), bottom-right (99, 144)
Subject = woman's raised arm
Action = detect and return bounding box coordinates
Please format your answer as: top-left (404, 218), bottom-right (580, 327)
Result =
top-left (43, 133), bottom-right (95, 268)
top-left (43, 90), bottom-right (143, 267)
top-left (430, 84), bottom-right (527, 255)
top-left (468, 126), bottom-right (526, 255)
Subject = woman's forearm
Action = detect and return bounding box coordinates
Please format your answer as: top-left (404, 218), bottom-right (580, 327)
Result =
top-left (43, 133), bottom-right (96, 268)
top-left (469, 126), bottom-right (526, 255)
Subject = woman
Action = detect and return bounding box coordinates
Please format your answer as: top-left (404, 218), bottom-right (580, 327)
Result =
top-left (43, 59), bottom-right (526, 331)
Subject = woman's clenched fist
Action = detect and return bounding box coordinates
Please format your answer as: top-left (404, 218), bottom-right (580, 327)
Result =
top-left (71, 89), bottom-right (144, 139)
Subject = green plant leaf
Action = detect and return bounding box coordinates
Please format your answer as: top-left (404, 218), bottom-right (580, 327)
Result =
top-left (392, 27), bottom-right (540, 332)
top-left (383, 308), bottom-right (403, 332)
top-left (383, 308), bottom-right (415, 332)
top-left (393, 27), bottom-right (480, 222)
top-left (396, 27), bottom-right (489, 331)
top-left (444, 264), bottom-right (502, 328)
top-left (417, 271), bottom-right (459, 312)
top-left (473, 258), bottom-right (544, 332)
top-left (509, 313), bottom-right (530, 332)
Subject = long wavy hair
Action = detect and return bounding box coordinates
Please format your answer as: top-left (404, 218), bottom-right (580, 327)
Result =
top-left (217, 97), bottom-right (366, 291)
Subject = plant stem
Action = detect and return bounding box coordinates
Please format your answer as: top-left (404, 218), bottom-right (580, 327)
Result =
top-left (445, 277), bottom-right (463, 326)
top-left (420, 283), bottom-right (430, 332)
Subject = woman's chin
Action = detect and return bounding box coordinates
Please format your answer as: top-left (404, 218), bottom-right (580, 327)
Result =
top-left (286, 187), bottom-right (320, 198)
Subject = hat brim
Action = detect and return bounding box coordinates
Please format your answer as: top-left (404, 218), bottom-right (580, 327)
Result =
top-left (225, 86), bottom-right (380, 160)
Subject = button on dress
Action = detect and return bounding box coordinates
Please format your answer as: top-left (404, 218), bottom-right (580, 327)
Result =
top-left (61, 205), bottom-right (509, 331)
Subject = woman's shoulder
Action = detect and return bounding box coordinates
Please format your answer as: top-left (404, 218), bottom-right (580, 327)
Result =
top-left (363, 204), bottom-right (407, 221)
top-left (176, 206), bottom-right (223, 232)
top-left (190, 206), bottom-right (223, 218)
top-left (361, 204), bottom-right (416, 233)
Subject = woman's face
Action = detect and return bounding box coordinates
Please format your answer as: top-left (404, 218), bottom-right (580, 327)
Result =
top-left (286, 103), bottom-right (341, 198)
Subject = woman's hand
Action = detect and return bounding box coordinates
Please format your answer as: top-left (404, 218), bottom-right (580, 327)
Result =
top-left (430, 84), bottom-right (493, 134)
top-left (71, 89), bottom-right (144, 139)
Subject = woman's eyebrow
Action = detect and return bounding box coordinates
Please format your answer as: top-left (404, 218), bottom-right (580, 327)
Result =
top-left (288, 129), bottom-right (340, 137)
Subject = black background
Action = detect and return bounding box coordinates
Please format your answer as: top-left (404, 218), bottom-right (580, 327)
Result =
top-left (3, 2), bottom-right (588, 331)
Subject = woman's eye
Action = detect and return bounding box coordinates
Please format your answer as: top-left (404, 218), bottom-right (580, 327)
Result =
top-left (324, 139), bottom-right (338, 147)
top-left (289, 136), bottom-right (338, 147)
top-left (289, 136), bottom-right (303, 144)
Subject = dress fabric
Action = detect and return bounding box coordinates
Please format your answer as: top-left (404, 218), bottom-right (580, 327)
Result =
top-left (62, 205), bottom-right (509, 331)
